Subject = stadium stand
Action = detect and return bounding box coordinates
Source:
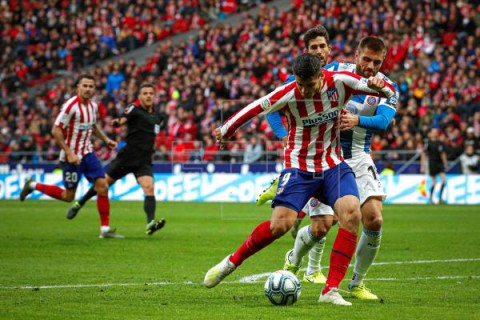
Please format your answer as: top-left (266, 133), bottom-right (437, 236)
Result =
top-left (0, 0), bottom-right (479, 172)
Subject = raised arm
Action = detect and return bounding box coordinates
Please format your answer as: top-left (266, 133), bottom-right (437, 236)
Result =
top-left (334, 71), bottom-right (396, 100)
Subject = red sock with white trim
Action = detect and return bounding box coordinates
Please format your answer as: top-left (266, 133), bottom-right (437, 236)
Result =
top-left (229, 221), bottom-right (279, 266)
top-left (35, 183), bottom-right (64, 200)
top-left (96, 194), bottom-right (110, 227)
top-left (322, 228), bottom-right (357, 294)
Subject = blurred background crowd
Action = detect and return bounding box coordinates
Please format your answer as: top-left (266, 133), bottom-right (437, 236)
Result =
top-left (0, 0), bottom-right (479, 173)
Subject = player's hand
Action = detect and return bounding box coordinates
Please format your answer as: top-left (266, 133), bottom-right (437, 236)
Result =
top-left (111, 119), bottom-right (122, 128)
top-left (281, 136), bottom-right (288, 148)
top-left (214, 127), bottom-right (226, 150)
top-left (367, 77), bottom-right (385, 90)
top-left (339, 109), bottom-right (359, 131)
top-left (66, 152), bottom-right (80, 165)
top-left (106, 138), bottom-right (117, 150)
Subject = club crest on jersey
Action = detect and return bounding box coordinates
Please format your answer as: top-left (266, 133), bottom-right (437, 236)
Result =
top-left (366, 96), bottom-right (377, 106)
top-left (260, 98), bottom-right (271, 111)
top-left (326, 88), bottom-right (338, 101)
top-left (309, 198), bottom-right (319, 207)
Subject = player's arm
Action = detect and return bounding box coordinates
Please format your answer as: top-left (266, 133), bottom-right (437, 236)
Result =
top-left (441, 146), bottom-right (448, 168)
top-left (93, 123), bottom-right (117, 150)
top-left (51, 126), bottom-right (80, 165)
top-left (340, 105), bottom-right (396, 131)
top-left (52, 103), bottom-right (79, 164)
top-left (216, 83), bottom-right (294, 149)
top-left (336, 71), bottom-right (396, 99)
top-left (111, 116), bottom-right (128, 127)
top-left (265, 75), bottom-right (295, 140)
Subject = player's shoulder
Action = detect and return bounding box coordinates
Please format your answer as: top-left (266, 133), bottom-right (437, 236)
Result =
top-left (284, 74), bottom-right (296, 84)
top-left (61, 95), bottom-right (79, 111)
top-left (124, 104), bottom-right (137, 115)
top-left (324, 61), bottom-right (356, 72)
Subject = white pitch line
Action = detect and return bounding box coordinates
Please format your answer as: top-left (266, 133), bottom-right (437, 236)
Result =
top-left (237, 257), bottom-right (480, 283)
top-left (2, 257), bottom-right (479, 290)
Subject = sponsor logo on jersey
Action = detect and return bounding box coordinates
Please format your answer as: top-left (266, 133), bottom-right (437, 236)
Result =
top-left (327, 88), bottom-right (339, 101)
top-left (366, 96), bottom-right (377, 106)
top-left (386, 95), bottom-right (398, 106)
top-left (78, 123), bottom-right (93, 131)
top-left (302, 109), bottom-right (339, 127)
top-left (260, 98), bottom-right (271, 111)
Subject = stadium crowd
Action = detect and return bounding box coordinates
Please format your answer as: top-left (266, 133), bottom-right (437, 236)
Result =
top-left (0, 0), bottom-right (479, 172)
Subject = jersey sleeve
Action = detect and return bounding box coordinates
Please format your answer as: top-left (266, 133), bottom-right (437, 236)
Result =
top-left (54, 102), bottom-right (75, 129)
top-left (357, 105), bottom-right (396, 132)
top-left (265, 75), bottom-right (296, 139)
top-left (122, 104), bottom-right (137, 121)
top-left (334, 71), bottom-right (396, 100)
top-left (324, 61), bottom-right (340, 71)
top-left (220, 83), bottom-right (295, 138)
top-left (266, 112), bottom-right (288, 139)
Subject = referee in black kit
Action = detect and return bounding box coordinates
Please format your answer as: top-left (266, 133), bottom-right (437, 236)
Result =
top-left (421, 128), bottom-right (448, 204)
top-left (67, 83), bottom-right (166, 235)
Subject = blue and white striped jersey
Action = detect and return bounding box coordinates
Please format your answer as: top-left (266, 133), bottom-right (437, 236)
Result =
top-left (324, 61), bottom-right (398, 159)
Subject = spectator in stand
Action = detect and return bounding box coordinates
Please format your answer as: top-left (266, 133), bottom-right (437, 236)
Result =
top-left (243, 136), bottom-right (263, 164)
top-left (459, 144), bottom-right (479, 174)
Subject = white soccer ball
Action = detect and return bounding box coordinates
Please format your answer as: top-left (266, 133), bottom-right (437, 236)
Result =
top-left (264, 270), bottom-right (301, 306)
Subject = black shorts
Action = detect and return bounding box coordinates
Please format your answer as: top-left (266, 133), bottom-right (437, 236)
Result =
top-left (107, 158), bottom-right (153, 180)
top-left (429, 162), bottom-right (444, 176)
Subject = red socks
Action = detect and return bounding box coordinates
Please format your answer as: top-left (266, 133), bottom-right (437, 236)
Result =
top-left (230, 221), bottom-right (278, 266)
top-left (35, 183), bottom-right (64, 200)
top-left (323, 228), bottom-right (358, 294)
top-left (96, 194), bottom-right (110, 227)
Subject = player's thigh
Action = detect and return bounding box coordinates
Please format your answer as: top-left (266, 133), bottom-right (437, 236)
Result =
top-left (82, 153), bottom-right (107, 183)
top-left (106, 158), bottom-right (131, 181)
top-left (272, 169), bottom-right (322, 214)
top-left (61, 162), bottom-right (82, 190)
top-left (322, 162), bottom-right (360, 208)
top-left (351, 158), bottom-right (386, 206)
top-left (271, 205), bottom-right (298, 236)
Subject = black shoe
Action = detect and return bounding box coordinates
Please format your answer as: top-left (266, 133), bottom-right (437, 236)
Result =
top-left (145, 219), bottom-right (166, 235)
top-left (20, 178), bottom-right (34, 201)
top-left (66, 201), bottom-right (83, 220)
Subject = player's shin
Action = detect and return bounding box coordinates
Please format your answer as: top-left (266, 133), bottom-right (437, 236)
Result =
top-left (323, 228), bottom-right (357, 294)
top-left (144, 195), bottom-right (156, 222)
top-left (291, 225), bottom-right (320, 265)
top-left (229, 220), bottom-right (278, 267)
top-left (306, 237), bottom-right (326, 275)
top-left (35, 183), bottom-right (65, 200)
top-left (350, 228), bottom-right (381, 288)
top-left (79, 186), bottom-right (98, 206)
top-left (96, 194), bottom-right (110, 227)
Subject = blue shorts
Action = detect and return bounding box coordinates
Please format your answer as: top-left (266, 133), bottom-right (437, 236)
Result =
top-left (272, 162), bottom-right (359, 213)
top-left (61, 153), bottom-right (106, 189)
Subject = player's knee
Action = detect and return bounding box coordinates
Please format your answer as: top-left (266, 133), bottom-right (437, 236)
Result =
top-left (94, 183), bottom-right (109, 195)
top-left (365, 214), bottom-right (383, 230)
top-left (270, 219), bottom-right (294, 237)
top-left (143, 184), bottom-right (154, 195)
top-left (310, 224), bottom-right (330, 239)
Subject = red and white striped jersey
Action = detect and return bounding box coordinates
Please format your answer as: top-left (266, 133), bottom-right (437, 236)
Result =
top-left (221, 70), bottom-right (396, 173)
top-left (54, 95), bottom-right (97, 162)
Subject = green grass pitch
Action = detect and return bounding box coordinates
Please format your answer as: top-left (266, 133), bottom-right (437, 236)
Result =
top-left (1, 200), bottom-right (479, 319)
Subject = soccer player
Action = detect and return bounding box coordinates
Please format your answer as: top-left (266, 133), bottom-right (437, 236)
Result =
top-left (20, 74), bottom-right (122, 239)
top-left (204, 53), bottom-right (396, 306)
top-left (277, 36), bottom-right (398, 301)
top-left (421, 128), bottom-right (448, 204)
top-left (67, 83), bottom-right (166, 236)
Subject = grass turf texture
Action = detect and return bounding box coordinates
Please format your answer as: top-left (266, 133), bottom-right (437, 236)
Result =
top-left (0, 200), bottom-right (479, 319)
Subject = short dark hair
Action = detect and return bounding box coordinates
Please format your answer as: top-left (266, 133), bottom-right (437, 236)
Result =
top-left (304, 26), bottom-right (330, 48)
top-left (75, 74), bottom-right (95, 86)
top-left (358, 36), bottom-right (386, 53)
top-left (292, 53), bottom-right (323, 80)
top-left (139, 83), bottom-right (155, 92)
